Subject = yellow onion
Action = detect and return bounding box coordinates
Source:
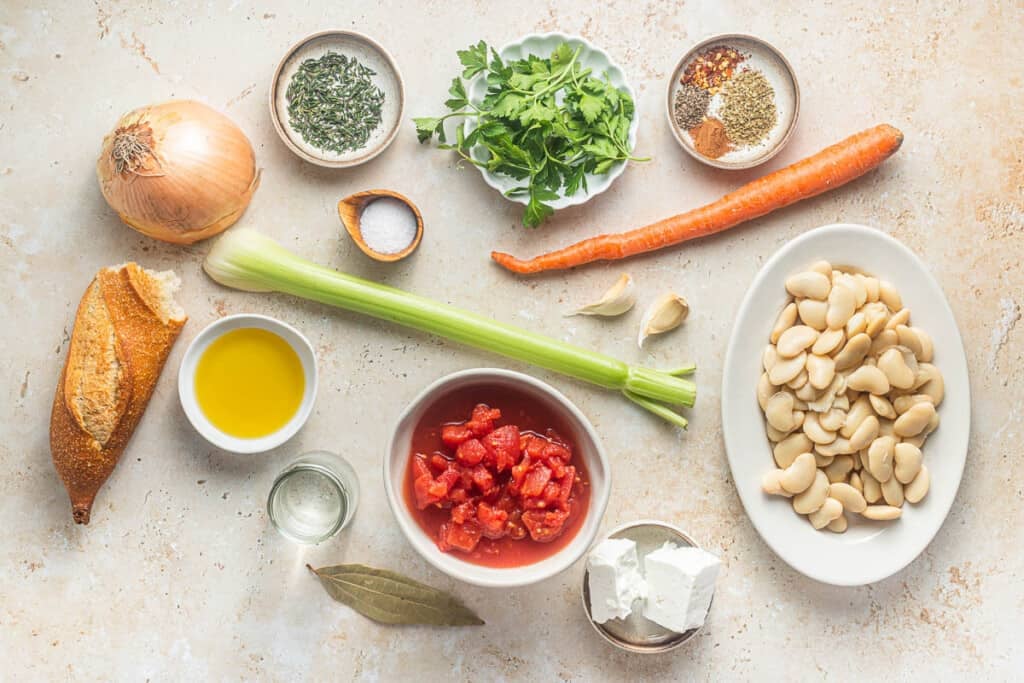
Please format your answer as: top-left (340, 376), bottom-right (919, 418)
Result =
top-left (97, 100), bottom-right (260, 244)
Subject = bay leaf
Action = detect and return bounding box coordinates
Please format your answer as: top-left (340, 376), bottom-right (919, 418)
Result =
top-left (308, 563), bottom-right (484, 626)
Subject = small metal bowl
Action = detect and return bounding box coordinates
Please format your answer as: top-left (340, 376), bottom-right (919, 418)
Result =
top-left (666, 33), bottom-right (800, 170)
top-left (581, 520), bottom-right (712, 653)
top-left (270, 30), bottom-right (404, 168)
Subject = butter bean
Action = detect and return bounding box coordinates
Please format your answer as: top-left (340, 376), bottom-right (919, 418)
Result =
top-left (757, 372), bottom-right (776, 411)
top-left (845, 311), bottom-right (867, 337)
top-left (786, 271), bottom-right (831, 300)
top-left (806, 354), bottom-right (836, 390)
top-left (829, 482), bottom-right (867, 513)
top-left (766, 423), bottom-right (793, 442)
top-left (826, 282), bottom-right (857, 329)
top-left (814, 452), bottom-right (835, 467)
top-left (849, 415), bottom-right (880, 451)
top-left (869, 394), bottom-right (897, 420)
top-left (787, 369), bottom-right (809, 390)
top-left (878, 347), bottom-right (916, 389)
top-left (793, 470), bottom-right (830, 514)
top-left (912, 327), bottom-right (934, 362)
top-left (798, 299), bottom-right (829, 331)
top-left (917, 364), bottom-right (944, 406)
top-left (763, 344), bottom-right (778, 372)
top-left (894, 443), bottom-right (923, 484)
top-left (819, 407), bottom-right (846, 432)
top-left (766, 392), bottom-right (798, 432)
top-left (769, 351), bottom-right (807, 385)
top-left (810, 260), bottom-right (832, 277)
top-left (808, 497), bottom-right (844, 529)
top-left (868, 436), bottom-right (896, 482)
top-left (879, 280), bottom-right (902, 311)
top-left (778, 325), bottom-right (819, 358)
top-left (824, 455), bottom-right (855, 483)
top-left (862, 471), bottom-right (882, 503)
top-left (781, 452), bottom-right (817, 494)
top-left (815, 437), bottom-right (854, 457)
top-left (885, 307), bottom-right (911, 330)
top-left (870, 329), bottom-right (899, 356)
top-left (847, 365), bottom-right (890, 394)
top-left (896, 325), bottom-right (924, 359)
top-left (849, 471), bottom-right (864, 493)
top-left (881, 476), bottom-right (904, 507)
top-left (795, 380), bottom-right (821, 402)
top-left (863, 302), bottom-right (889, 337)
top-left (826, 513), bottom-right (848, 533)
top-left (770, 302), bottom-right (798, 344)
top-left (834, 333), bottom-right (872, 371)
top-left (902, 433), bottom-right (927, 449)
top-left (894, 402), bottom-right (936, 437)
top-left (841, 395), bottom-right (874, 439)
top-left (774, 432), bottom-right (812, 469)
top-left (803, 412), bottom-right (837, 445)
top-left (893, 394), bottom-right (933, 415)
top-left (863, 505), bottom-right (902, 521)
top-left (904, 465), bottom-right (930, 503)
top-left (761, 469), bottom-right (793, 497)
top-left (812, 327), bottom-right (845, 355)
top-left (841, 273), bottom-right (868, 309)
top-left (862, 276), bottom-right (880, 303)
top-left (833, 393), bottom-right (850, 411)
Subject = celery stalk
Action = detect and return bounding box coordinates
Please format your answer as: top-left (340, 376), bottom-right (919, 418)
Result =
top-left (204, 230), bottom-right (695, 424)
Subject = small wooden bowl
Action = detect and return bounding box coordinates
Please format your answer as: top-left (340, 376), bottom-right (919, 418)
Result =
top-left (337, 189), bottom-right (423, 263)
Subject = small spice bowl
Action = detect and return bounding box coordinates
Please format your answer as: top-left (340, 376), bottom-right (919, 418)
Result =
top-left (666, 34), bottom-right (800, 170)
top-left (270, 30), bottom-right (404, 168)
top-left (581, 520), bottom-right (712, 653)
top-left (337, 189), bottom-right (424, 262)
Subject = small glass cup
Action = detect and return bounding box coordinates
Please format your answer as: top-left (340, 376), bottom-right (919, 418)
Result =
top-left (267, 450), bottom-right (360, 544)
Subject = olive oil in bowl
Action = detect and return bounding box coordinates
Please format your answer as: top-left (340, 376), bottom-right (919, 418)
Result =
top-left (194, 327), bottom-right (305, 438)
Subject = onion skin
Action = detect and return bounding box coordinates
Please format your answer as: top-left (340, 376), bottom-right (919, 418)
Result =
top-left (96, 100), bottom-right (259, 244)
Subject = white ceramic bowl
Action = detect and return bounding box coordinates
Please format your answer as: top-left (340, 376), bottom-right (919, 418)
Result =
top-left (384, 368), bottom-right (611, 588)
top-left (178, 314), bottom-right (318, 454)
top-left (722, 224), bottom-right (970, 586)
top-left (464, 33), bottom-right (640, 211)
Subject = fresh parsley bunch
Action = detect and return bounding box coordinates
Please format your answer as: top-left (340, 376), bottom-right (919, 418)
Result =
top-left (415, 41), bottom-right (646, 227)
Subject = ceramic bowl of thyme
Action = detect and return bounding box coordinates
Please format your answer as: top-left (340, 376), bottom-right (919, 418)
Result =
top-left (270, 30), bottom-right (404, 168)
top-left (666, 34), bottom-right (799, 170)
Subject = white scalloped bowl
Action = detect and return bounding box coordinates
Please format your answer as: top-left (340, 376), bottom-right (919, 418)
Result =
top-left (464, 33), bottom-right (640, 211)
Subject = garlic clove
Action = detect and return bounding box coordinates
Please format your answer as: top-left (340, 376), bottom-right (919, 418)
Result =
top-left (638, 292), bottom-right (689, 347)
top-left (572, 273), bottom-right (636, 317)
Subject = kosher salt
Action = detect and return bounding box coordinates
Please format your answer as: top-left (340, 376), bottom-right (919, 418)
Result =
top-left (360, 197), bottom-right (418, 254)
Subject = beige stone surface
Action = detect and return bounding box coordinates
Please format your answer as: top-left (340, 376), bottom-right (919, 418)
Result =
top-left (1, 1), bottom-right (1021, 679)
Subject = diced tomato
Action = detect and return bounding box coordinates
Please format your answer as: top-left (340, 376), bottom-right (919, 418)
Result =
top-left (482, 425), bottom-right (520, 471)
top-left (521, 463), bottom-right (552, 498)
top-left (477, 502), bottom-right (508, 539)
top-left (439, 521), bottom-right (482, 553)
top-left (521, 508), bottom-right (570, 542)
top-left (412, 454), bottom-right (432, 480)
top-left (411, 403), bottom-right (585, 559)
top-left (455, 438), bottom-right (487, 466)
top-left (451, 501), bottom-right (476, 525)
top-left (470, 464), bottom-right (495, 493)
top-left (466, 404), bottom-right (502, 436)
top-left (441, 424), bottom-right (473, 448)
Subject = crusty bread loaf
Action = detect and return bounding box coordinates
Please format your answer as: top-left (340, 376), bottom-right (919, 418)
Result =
top-left (50, 263), bottom-right (186, 524)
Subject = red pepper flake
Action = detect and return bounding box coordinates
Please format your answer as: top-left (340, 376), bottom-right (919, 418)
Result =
top-left (681, 46), bottom-right (745, 94)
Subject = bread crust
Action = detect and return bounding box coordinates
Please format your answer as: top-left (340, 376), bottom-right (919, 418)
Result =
top-left (50, 264), bottom-right (186, 524)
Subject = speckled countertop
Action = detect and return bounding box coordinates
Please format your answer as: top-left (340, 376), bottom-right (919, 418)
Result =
top-left (1, 1), bottom-right (1021, 680)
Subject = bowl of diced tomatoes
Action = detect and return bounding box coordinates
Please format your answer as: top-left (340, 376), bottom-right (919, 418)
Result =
top-left (384, 368), bottom-right (611, 588)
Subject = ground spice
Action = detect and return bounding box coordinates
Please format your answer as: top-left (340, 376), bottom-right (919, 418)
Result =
top-left (690, 118), bottom-right (730, 159)
top-left (720, 69), bottom-right (777, 147)
top-left (681, 46), bottom-right (745, 94)
top-left (673, 84), bottom-right (711, 130)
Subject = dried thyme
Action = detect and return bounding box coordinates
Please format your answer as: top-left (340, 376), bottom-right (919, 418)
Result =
top-left (286, 52), bottom-right (385, 154)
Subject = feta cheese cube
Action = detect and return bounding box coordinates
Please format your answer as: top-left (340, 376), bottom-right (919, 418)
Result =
top-left (642, 542), bottom-right (720, 633)
top-left (586, 538), bottom-right (646, 623)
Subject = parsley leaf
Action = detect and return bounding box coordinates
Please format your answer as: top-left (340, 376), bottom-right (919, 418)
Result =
top-left (414, 40), bottom-right (646, 227)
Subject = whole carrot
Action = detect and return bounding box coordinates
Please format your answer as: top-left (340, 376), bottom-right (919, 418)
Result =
top-left (492, 124), bottom-right (904, 274)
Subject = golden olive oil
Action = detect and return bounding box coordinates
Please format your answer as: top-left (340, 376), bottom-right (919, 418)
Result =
top-left (195, 328), bottom-right (304, 438)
